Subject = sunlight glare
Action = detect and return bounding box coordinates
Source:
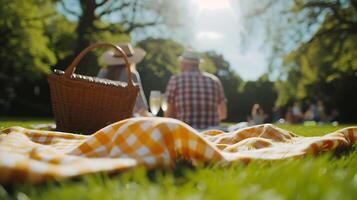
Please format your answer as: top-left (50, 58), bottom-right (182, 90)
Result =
top-left (194, 0), bottom-right (231, 11)
top-left (197, 31), bottom-right (223, 40)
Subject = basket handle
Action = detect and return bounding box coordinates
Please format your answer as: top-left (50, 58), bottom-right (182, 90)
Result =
top-left (64, 42), bottom-right (134, 87)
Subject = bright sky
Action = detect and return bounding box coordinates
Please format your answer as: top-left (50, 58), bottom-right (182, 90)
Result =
top-left (188, 0), bottom-right (268, 80)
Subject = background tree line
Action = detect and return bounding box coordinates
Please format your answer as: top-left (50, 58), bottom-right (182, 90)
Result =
top-left (0, 0), bottom-right (356, 122)
top-left (242, 0), bottom-right (357, 122)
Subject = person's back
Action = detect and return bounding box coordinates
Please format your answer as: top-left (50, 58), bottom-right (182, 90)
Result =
top-left (165, 50), bottom-right (227, 130)
top-left (166, 69), bottom-right (225, 129)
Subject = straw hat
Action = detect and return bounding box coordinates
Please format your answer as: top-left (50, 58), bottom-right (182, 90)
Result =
top-left (101, 43), bottom-right (146, 65)
top-left (178, 49), bottom-right (203, 63)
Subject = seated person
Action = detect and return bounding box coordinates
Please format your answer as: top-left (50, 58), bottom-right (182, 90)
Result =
top-left (164, 49), bottom-right (227, 130)
top-left (249, 103), bottom-right (268, 125)
top-left (97, 43), bottom-right (152, 117)
top-left (292, 102), bottom-right (303, 123)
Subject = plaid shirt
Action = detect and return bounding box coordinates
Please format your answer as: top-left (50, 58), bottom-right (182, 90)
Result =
top-left (166, 68), bottom-right (226, 129)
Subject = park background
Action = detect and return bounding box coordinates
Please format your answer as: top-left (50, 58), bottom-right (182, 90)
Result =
top-left (1, 0), bottom-right (356, 123)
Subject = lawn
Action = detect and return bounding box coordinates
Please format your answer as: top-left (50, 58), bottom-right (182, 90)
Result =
top-left (0, 119), bottom-right (356, 200)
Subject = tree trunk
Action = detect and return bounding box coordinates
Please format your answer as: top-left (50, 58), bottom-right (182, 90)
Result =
top-left (73, 0), bottom-right (98, 75)
top-left (75, 0), bottom-right (96, 55)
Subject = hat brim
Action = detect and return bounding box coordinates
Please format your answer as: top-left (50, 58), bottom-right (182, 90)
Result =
top-left (101, 48), bottom-right (146, 66)
top-left (178, 56), bottom-right (203, 63)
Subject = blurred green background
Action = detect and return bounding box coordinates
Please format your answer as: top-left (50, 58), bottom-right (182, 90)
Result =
top-left (0, 0), bottom-right (356, 123)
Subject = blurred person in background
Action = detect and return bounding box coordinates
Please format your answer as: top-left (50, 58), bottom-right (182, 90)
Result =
top-left (285, 107), bottom-right (294, 124)
top-left (248, 103), bottom-right (268, 125)
top-left (292, 102), bottom-right (303, 123)
top-left (316, 100), bottom-right (326, 122)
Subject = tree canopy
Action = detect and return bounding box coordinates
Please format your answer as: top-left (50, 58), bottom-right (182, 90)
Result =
top-left (243, 0), bottom-right (357, 121)
top-left (0, 0), bottom-right (56, 79)
top-left (59, 0), bottom-right (185, 75)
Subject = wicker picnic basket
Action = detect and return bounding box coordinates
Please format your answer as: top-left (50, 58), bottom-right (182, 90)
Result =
top-left (48, 42), bottom-right (139, 134)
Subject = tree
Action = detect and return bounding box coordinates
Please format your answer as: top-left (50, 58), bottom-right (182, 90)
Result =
top-left (136, 38), bottom-right (184, 97)
top-left (45, 14), bottom-right (130, 75)
top-left (277, 1), bottom-right (357, 121)
top-left (239, 75), bottom-right (277, 122)
top-left (243, 0), bottom-right (357, 122)
top-left (59, 0), bottom-right (185, 75)
top-left (0, 0), bottom-right (185, 116)
top-left (0, 0), bottom-right (56, 78)
top-left (205, 51), bottom-right (244, 122)
top-left (0, 0), bottom-right (56, 112)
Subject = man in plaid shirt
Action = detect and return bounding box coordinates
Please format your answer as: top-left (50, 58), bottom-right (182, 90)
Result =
top-left (164, 50), bottom-right (227, 130)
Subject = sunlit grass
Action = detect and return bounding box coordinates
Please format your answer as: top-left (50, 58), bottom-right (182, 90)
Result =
top-left (1, 119), bottom-right (356, 200)
top-left (277, 124), bottom-right (354, 136)
top-left (0, 117), bottom-right (53, 130)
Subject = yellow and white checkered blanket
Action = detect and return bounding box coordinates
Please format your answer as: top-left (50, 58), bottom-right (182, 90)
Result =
top-left (0, 117), bottom-right (356, 184)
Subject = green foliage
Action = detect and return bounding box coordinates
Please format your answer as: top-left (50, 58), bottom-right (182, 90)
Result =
top-left (0, 0), bottom-right (57, 112)
top-left (44, 15), bottom-right (76, 66)
top-left (200, 54), bottom-right (217, 74)
top-left (45, 16), bottom-right (130, 75)
top-left (206, 52), bottom-right (244, 121)
top-left (74, 19), bottom-right (130, 75)
top-left (237, 76), bottom-right (277, 121)
top-left (58, 0), bottom-right (184, 75)
top-left (92, 22), bottom-right (130, 44)
top-left (137, 38), bottom-right (184, 95)
top-left (0, 0), bottom-right (278, 121)
top-left (267, 0), bottom-right (357, 121)
top-left (279, 32), bottom-right (357, 104)
top-left (0, 0), bottom-right (132, 114)
top-left (0, 0), bottom-right (56, 78)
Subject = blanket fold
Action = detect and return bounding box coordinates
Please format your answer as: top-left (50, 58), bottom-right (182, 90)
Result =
top-left (0, 117), bottom-right (356, 183)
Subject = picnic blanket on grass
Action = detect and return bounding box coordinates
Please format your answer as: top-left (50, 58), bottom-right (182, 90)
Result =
top-left (0, 117), bottom-right (356, 184)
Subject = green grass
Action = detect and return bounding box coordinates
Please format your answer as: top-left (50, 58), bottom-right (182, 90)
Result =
top-left (1, 119), bottom-right (357, 200)
top-left (0, 117), bottom-right (53, 130)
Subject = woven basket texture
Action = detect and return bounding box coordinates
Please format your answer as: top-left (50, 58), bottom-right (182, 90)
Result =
top-left (48, 43), bottom-right (139, 134)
